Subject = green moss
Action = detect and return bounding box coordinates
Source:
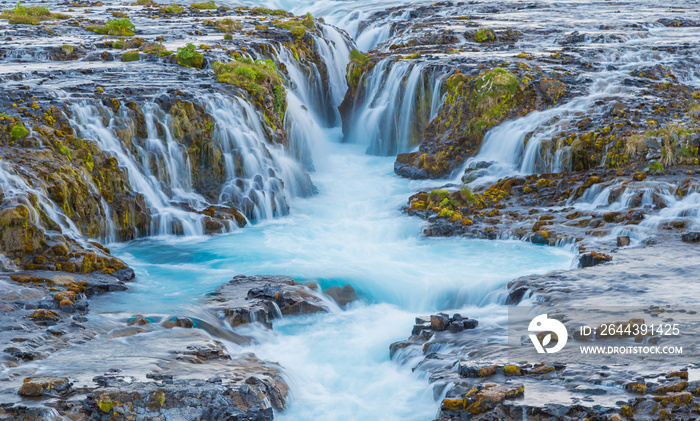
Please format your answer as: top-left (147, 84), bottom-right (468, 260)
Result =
top-left (346, 49), bottom-right (370, 88)
top-left (176, 43), bottom-right (204, 68)
top-left (212, 57), bottom-right (286, 118)
top-left (474, 68), bottom-right (519, 100)
top-left (112, 40), bottom-right (129, 49)
top-left (87, 18), bottom-right (135, 36)
top-left (160, 3), bottom-right (183, 13)
top-left (302, 12), bottom-right (314, 29)
top-left (251, 7), bottom-right (287, 16)
top-left (10, 125), bottom-right (28, 139)
top-left (255, 24), bottom-right (268, 31)
top-left (209, 18), bottom-right (242, 32)
top-left (223, 33), bottom-right (233, 40)
top-left (57, 142), bottom-right (71, 158)
top-left (349, 49), bottom-right (368, 64)
top-left (648, 161), bottom-right (664, 173)
top-left (0, 3), bottom-right (68, 25)
top-left (429, 189), bottom-right (449, 201)
top-left (97, 399), bottom-right (113, 413)
top-left (474, 28), bottom-right (495, 43)
top-left (275, 20), bottom-right (308, 39)
top-left (141, 42), bottom-right (170, 56)
top-left (190, 0), bottom-right (216, 10)
top-left (61, 44), bottom-right (73, 54)
top-left (121, 50), bottom-right (140, 62)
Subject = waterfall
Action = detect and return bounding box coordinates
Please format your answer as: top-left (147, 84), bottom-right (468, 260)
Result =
top-left (343, 59), bottom-right (445, 156)
top-left (0, 160), bottom-right (83, 238)
top-left (277, 24), bottom-right (352, 170)
top-left (68, 93), bottom-right (316, 235)
top-left (70, 102), bottom-right (207, 237)
top-left (209, 95), bottom-right (315, 221)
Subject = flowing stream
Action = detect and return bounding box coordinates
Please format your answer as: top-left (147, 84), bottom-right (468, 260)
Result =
top-left (96, 129), bottom-right (575, 420)
top-left (83, 1), bottom-right (582, 419)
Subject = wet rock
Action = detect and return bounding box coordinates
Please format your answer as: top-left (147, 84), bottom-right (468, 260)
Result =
top-left (18, 377), bottom-right (71, 397)
top-left (579, 251), bottom-right (612, 268)
top-left (431, 313), bottom-right (450, 331)
top-left (439, 384), bottom-right (525, 416)
top-left (207, 275), bottom-right (332, 328)
top-left (617, 235), bottom-right (631, 247)
top-left (323, 284), bottom-right (357, 307)
top-left (681, 232), bottom-right (700, 243)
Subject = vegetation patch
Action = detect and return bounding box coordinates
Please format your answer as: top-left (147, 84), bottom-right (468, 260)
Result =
top-left (206, 18), bottom-right (242, 33)
top-left (10, 124), bottom-right (29, 139)
top-left (0, 3), bottom-right (69, 25)
top-left (274, 14), bottom-right (314, 39)
top-left (141, 42), bottom-right (171, 56)
top-left (121, 50), bottom-right (140, 62)
top-left (190, 0), bottom-right (216, 10)
top-left (160, 3), bottom-right (183, 13)
top-left (346, 49), bottom-right (371, 89)
top-left (175, 43), bottom-right (204, 68)
top-left (474, 28), bottom-right (495, 43)
top-left (212, 57), bottom-right (286, 120)
top-left (252, 7), bottom-right (288, 17)
top-left (87, 18), bottom-right (135, 36)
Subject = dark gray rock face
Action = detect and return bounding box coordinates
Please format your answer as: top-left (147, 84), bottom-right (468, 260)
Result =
top-left (208, 275), bottom-right (333, 328)
top-left (682, 231), bottom-right (700, 243)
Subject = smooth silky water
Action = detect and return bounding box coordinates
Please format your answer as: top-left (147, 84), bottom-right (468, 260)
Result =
top-left (93, 127), bottom-right (575, 420)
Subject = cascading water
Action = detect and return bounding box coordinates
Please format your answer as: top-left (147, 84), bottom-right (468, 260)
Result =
top-left (70, 102), bottom-right (208, 236)
top-left (343, 59), bottom-right (445, 156)
top-left (68, 93), bottom-right (315, 233)
top-left (0, 160), bottom-right (85, 241)
top-left (78, 12), bottom-right (575, 420)
top-left (209, 94), bottom-right (315, 220)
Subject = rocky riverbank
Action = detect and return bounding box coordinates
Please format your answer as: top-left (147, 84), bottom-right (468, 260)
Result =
top-left (389, 241), bottom-right (700, 420)
top-left (0, 270), bottom-right (354, 419)
top-left (1, 0), bottom-right (699, 419)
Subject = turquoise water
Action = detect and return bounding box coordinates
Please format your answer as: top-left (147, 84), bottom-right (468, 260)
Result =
top-left (94, 134), bottom-right (575, 420)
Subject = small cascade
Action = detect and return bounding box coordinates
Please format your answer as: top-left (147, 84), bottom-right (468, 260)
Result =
top-left (70, 102), bottom-right (207, 237)
top-left (69, 94), bottom-right (315, 235)
top-left (209, 95), bottom-right (315, 221)
top-left (343, 59), bottom-right (446, 156)
top-left (277, 26), bottom-right (351, 170)
top-left (464, 96), bottom-right (594, 185)
top-left (0, 160), bottom-right (83, 238)
top-left (314, 25), bottom-right (352, 113)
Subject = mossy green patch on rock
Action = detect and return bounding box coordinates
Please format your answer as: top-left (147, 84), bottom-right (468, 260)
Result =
top-left (121, 50), bottom-right (140, 62)
top-left (275, 19), bottom-right (310, 39)
top-left (176, 43), bottom-right (204, 69)
top-left (212, 58), bottom-right (286, 125)
top-left (160, 3), bottom-right (184, 13)
top-left (206, 18), bottom-right (242, 33)
top-left (251, 7), bottom-right (288, 16)
top-left (346, 49), bottom-right (372, 91)
top-left (474, 28), bottom-right (495, 43)
top-left (87, 18), bottom-right (136, 36)
top-left (0, 3), bottom-right (68, 25)
top-left (190, 0), bottom-right (216, 10)
top-left (11, 124), bottom-right (29, 139)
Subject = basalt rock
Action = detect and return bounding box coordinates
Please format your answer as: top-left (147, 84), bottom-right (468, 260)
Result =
top-left (207, 275), bottom-right (333, 328)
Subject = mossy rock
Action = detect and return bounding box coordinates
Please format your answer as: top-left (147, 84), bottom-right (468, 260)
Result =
top-left (11, 125), bottom-right (29, 139)
top-left (121, 50), bottom-right (140, 62)
top-left (474, 28), bottom-right (495, 43)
